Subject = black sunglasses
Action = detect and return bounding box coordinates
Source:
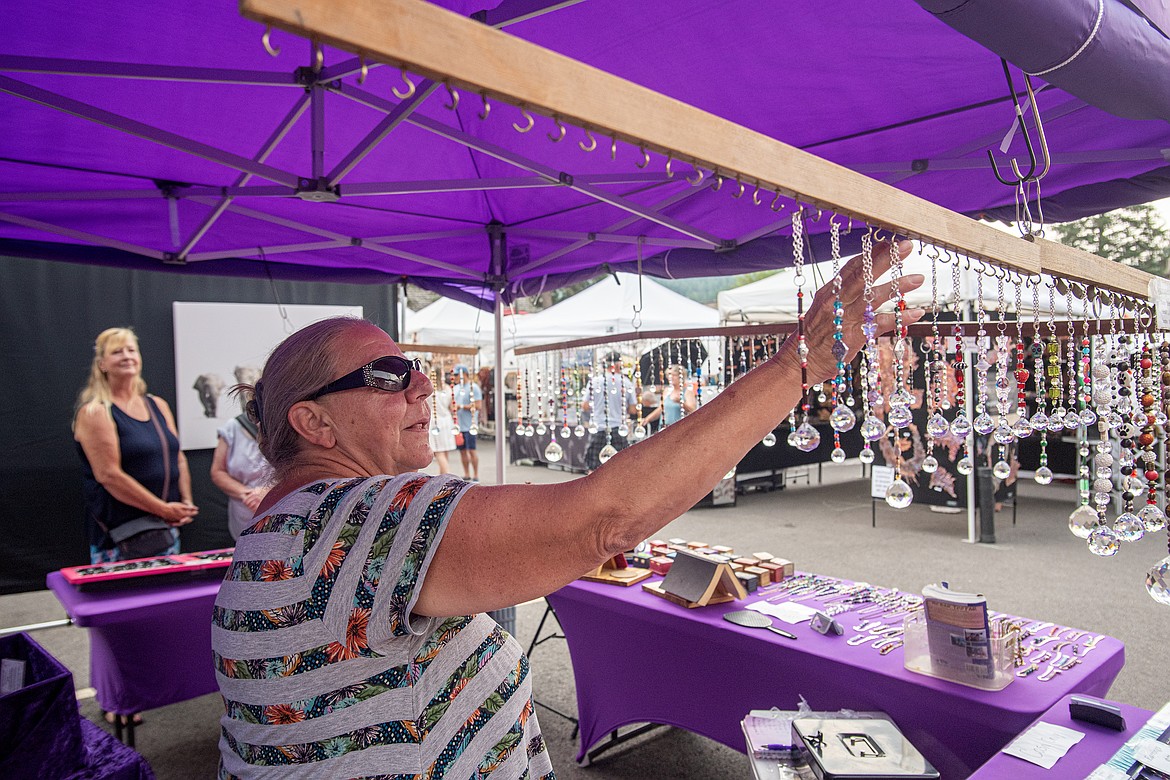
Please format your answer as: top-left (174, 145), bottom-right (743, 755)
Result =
top-left (307, 356), bottom-right (422, 400)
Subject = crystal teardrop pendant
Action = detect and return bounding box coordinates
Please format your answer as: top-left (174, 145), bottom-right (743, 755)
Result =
top-left (993, 460), bottom-right (1011, 479)
top-left (469, 424), bottom-right (479, 436)
top-left (1087, 526), bottom-right (1121, 556)
top-left (861, 416), bottom-right (885, 442)
top-left (762, 432), bottom-right (777, 447)
top-left (1068, 505), bottom-right (1102, 539)
top-left (1113, 512), bottom-right (1144, 542)
top-left (957, 456), bottom-right (973, 475)
top-left (617, 423), bottom-right (630, 437)
top-left (885, 479), bottom-right (914, 509)
top-left (794, 422), bottom-right (821, 452)
top-left (560, 426), bottom-right (571, 439)
top-left (831, 447), bottom-right (846, 464)
top-left (544, 441), bottom-right (564, 463)
top-left (587, 423), bottom-right (599, 435)
top-left (888, 406), bottom-right (913, 429)
top-left (633, 424), bottom-right (647, 440)
top-left (574, 424), bottom-right (585, 438)
top-left (535, 422), bottom-right (547, 436)
top-left (597, 444), bottom-right (618, 464)
top-left (1139, 504), bottom-right (1167, 533)
top-left (1034, 466), bottom-right (1053, 485)
top-left (524, 425), bottom-right (535, 437)
top-left (972, 412), bottom-right (995, 435)
top-left (515, 423), bottom-right (525, 436)
top-left (830, 405), bottom-right (856, 432)
top-left (1146, 556), bottom-right (1170, 605)
top-left (950, 416), bottom-right (972, 439)
top-left (859, 446), bottom-right (875, 464)
top-left (927, 413), bottom-right (950, 439)
top-left (921, 455), bottom-right (939, 473)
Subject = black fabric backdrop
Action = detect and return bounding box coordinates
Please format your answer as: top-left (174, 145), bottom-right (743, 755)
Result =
top-left (0, 254), bottom-right (397, 594)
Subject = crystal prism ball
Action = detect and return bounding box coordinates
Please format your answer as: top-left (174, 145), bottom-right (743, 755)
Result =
top-left (544, 441), bottom-right (564, 463)
top-left (1087, 526), bottom-right (1121, 556)
top-left (830, 405), bottom-right (856, 432)
top-left (469, 424), bottom-right (479, 436)
top-left (921, 455), bottom-right (939, 474)
top-left (633, 424), bottom-right (647, 440)
top-left (1139, 504), bottom-right (1167, 533)
top-left (597, 444), bottom-right (618, 464)
top-left (560, 426), bottom-right (571, 439)
top-left (761, 432), bottom-right (777, 447)
top-left (885, 479), bottom-right (914, 509)
top-left (831, 447), bottom-right (847, 464)
top-left (957, 456), bottom-right (973, 475)
top-left (535, 423), bottom-right (547, 436)
top-left (1146, 556), bottom-right (1170, 605)
top-left (950, 416), bottom-right (972, 439)
top-left (574, 425), bottom-right (586, 438)
top-left (794, 422), bottom-right (821, 452)
top-left (1113, 512), bottom-right (1144, 542)
top-left (859, 447), bottom-right (875, 465)
top-left (617, 423), bottom-right (629, 437)
top-left (993, 460), bottom-right (1011, 479)
top-left (1033, 466), bottom-right (1053, 485)
top-left (1068, 505), bottom-right (1102, 539)
top-left (888, 406), bottom-right (913, 429)
top-left (861, 416), bottom-right (885, 442)
top-left (927, 413), bottom-right (950, 439)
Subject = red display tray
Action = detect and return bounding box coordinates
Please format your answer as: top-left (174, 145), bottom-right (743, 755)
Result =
top-left (59, 548), bottom-right (235, 589)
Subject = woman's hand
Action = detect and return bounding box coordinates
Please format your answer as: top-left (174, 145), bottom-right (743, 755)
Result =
top-left (241, 486), bottom-right (269, 511)
top-left (161, 501), bottom-right (198, 526)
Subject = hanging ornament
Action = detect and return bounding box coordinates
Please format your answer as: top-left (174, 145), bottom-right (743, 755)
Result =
top-left (858, 232), bottom-right (881, 464)
top-left (598, 443), bottom-right (618, 464)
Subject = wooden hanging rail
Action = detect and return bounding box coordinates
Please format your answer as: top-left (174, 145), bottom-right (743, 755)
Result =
top-left (513, 324), bottom-right (797, 356)
top-left (241, 0), bottom-right (1158, 301)
top-left (399, 342), bottom-right (481, 355)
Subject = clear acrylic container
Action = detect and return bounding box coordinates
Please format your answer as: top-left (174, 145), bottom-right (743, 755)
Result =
top-left (902, 608), bottom-right (1016, 691)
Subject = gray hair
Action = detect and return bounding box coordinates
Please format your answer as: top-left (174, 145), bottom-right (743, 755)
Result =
top-left (235, 316), bottom-right (373, 478)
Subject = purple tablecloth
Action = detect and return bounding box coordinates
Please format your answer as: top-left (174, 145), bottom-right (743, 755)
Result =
top-left (68, 718), bottom-right (154, 780)
top-left (546, 576), bottom-right (1125, 779)
top-left (46, 572), bottom-right (222, 716)
top-left (969, 694), bottom-right (1154, 779)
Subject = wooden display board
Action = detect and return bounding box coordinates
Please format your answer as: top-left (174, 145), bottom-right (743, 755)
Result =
top-left (642, 549), bottom-right (746, 608)
top-left (581, 553), bottom-right (652, 587)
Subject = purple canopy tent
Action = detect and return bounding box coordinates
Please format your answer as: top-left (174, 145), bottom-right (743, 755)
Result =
top-left (3, 0), bottom-right (1168, 483)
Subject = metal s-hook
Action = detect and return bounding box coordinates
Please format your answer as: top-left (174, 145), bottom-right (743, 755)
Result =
top-left (770, 189), bottom-right (784, 212)
top-left (732, 175), bottom-right (745, 199)
top-left (711, 171), bottom-right (724, 192)
top-left (579, 129), bottom-right (597, 152)
top-left (685, 166), bottom-right (705, 186)
top-left (610, 134), bottom-right (618, 161)
top-left (752, 182), bottom-right (762, 206)
top-left (631, 236), bottom-right (645, 331)
top-left (665, 153), bottom-right (674, 178)
top-left (311, 41), bottom-right (323, 72)
top-left (392, 69), bottom-right (416, 100)
top-left (987, 59), bottom-right (1051, 188)
top-left (548, 117), bottom-right (567, 143)
top-left (357, 57), bottom-right (368, 85)
top-left (513, 109), bottom-right (535, 133)
top-left (261, 27), bottom-right (281, 57)
top-left (443, 83), bottom-right (460, 111)
top-left (636, 145), bottom-right (650, 169)
top-left (478, 92), bottom-right (491, 120)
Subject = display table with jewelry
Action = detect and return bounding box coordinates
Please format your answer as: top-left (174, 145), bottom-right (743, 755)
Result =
top-left (545, 569), bottom-right (1125, 779)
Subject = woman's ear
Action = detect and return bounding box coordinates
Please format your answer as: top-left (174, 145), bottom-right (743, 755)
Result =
top-left (287, 401), bottom-right (336, 448)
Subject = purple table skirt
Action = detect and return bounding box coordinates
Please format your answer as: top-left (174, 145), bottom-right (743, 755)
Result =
top-left (969, 695), bottom-right (1154, 779)
top-left (46, 572), bottom-right (222, 715)
top-left (67, 718), bottom-right (155, 780)
top-left (546, 576), bottom-right (1125, 779)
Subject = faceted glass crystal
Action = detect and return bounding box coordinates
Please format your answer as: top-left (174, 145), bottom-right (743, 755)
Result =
top-left (922, 455), bottom-right (939, 474)
top-left (761, 432), bottom-right (777, 447)
top-left (830, 405), bottom-right (857, 432)
top-left (524, 425), bottom-right (535, 437)
top-left (993, 460), bottom-right (1011, 479)
top-left (587, 423), bottom-right (599, 435)
top-left (536, 423), bottom-right (547, 436)
top-left (597, 444), bottom-right (618, 464)
top-left (888, 406), bottom-right (913, 429)
top-left (927, 413), bottom-right (950, 439)
top-left (831, 446), bottom-right (847, 464)
top-left (859, 446), bottom-right (875, 465)
top-left (950, 416), bottom-right (972, 439)
top-left (794, 422), bottom-right (822, 452)
top-left (469, 424), bottom-right (479, 436)
top-left (1087, 526), bottom-right (1121, 556)
top-left (1113, 512), bottom-right (1144, 542)
top-left (1034, 466), bottom-right (1053, 485)
top-left (1030, 411), bottom-right (1049, 430)
top-left (957, 456), bottom-right (973, 475)
top-left (1079, 408), bottom-right (1098, 426)
top-left (993, 423), bottom-right (1015, 445)
top-left (574, 425), bottom-right (586, 438)
top-left (617, 423), bottom-right (629, 437)
top-left (1063, 410), bottom-right (1081, 430)
top-left (1068, 505), bottom-right (1102, 539)
top-left (787, 430), bottom-right (799, 447)
top-left (885, 479), bottom-right (914, 509)
top-left (515, 423), bottom-right (525, 436)
top-left (544, 441), bottom-right (564, 463)
top-left (973, 412), bottom-right (995, 435)
top-left (889, 389), bottom-right (914, 409)
top-left (1146, 557), bottom-right (1170, 605)
top-left (430, 424), bottom-right (440, 436)
top-left (861, 416), bottom-right (886, 442)
top-left (633, 424), bottom-right (647, 440)
top-left (1012, 417), bottom-right (1034, 439)
top-left (1046, 410), bottom-right (1066, 432)
top-left (560, 426), bottom-right (571, 439)
top-left (1139, 504), bottom-right (1167, 533)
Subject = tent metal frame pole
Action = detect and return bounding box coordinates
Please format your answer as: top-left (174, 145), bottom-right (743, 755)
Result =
top-left (0, 54), bottom-right (299, 85)
top-left (241, 0), bottom-right (1159, 300)
top-left (495, 294), bottom-right (506, 485)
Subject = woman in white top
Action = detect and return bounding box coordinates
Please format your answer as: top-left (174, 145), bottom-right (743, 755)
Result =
top-left (428, 367), bottom-right (458, 474)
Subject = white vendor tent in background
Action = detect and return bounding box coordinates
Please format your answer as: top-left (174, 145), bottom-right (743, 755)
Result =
top-left (403, 296), bottom-right (502, 364)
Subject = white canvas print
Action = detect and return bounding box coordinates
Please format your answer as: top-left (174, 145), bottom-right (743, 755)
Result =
top-left (173, 302), bottom-right (363, 450)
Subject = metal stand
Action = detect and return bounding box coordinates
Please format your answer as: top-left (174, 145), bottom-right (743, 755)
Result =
top-left (525, 600), bottom-right (579, 737)
top-left (976, 465), bottom-right (997, 543)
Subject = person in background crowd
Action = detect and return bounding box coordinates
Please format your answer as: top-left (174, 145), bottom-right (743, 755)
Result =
top-left (428, 363), bottom-right (458, 474)
top-left (582, 351), bottom-right (638, 472)
top-left (74, 326), bottom-right (199, 728)
top-left (210, 395), bottom-right (272, 541)
top-left (452, 363), bottom-right (483, 481)
top-left (660, 363), bottom-right (698, 427)
top-left (212, 240), bottom-right (919, 778)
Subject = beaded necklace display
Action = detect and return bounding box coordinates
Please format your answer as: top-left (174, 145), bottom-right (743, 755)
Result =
top-left (559, 358), bottom-right (571, 439)
top-left (858, 233), bottom-right (883, 465)
top-left (791, 209), bottom-right (821, 453)
top-left (1150, 341), bottom-right (1170, 605)
top-left (534, 365), bottom-right (547, 437)
top-left (524, 366), bottom-right (535, 437)
top-left (922, 249), bottom-right (945, 476)
top-left (884, 238), bottom-right (914, 509)
top-left (573, 362), bottom-right (585, 438)
top-left (971, 272), bottom-right (995, 439)
top-left (948, 257), bottom-right (973, 474)
top-left (828, 218), bottom-right (855, 464)
top-left (990, 275), bottom-right (1013, 481)
top-left (514, 368), bottom-right (526, 436)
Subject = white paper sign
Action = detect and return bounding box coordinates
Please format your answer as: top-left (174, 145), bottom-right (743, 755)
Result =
top-left (1134, 739), bottom-right (1170, 774)
top-left (870, 465), bottom-right (895, 499)
top-left (1001, 721), bottom-right (1085, 769)
top-left (747, 600), bottom-right (818, 624)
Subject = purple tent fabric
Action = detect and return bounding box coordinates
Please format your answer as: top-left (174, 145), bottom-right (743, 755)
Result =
top-left (2, 0), bottom-right (1168, 308)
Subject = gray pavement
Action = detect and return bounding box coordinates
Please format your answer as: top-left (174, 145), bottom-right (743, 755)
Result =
top-left (3, 443), bottom-right (1168, 778)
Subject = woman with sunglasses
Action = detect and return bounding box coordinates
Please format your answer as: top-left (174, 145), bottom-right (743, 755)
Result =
top-left (212, 241), bottom-right (921, 779)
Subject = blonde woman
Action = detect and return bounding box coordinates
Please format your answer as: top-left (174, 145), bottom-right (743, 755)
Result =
top-left (74, 328), bottom-right (198, 564)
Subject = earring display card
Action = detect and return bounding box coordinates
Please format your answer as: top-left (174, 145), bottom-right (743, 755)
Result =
top-left (792, 717), bottom-right (939, 780)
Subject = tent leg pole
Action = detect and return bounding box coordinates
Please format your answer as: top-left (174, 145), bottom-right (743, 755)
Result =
top-left (495, 293), bottom-right (506, 486)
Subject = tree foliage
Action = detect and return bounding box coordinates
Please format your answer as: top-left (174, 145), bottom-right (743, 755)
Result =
top-left (1050, 204), bottom-right (1170, 277)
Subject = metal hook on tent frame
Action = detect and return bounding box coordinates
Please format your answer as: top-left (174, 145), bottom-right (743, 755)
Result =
top-left (610, 134), bottom-right (618, 161)
top-left (752, 181), bottom-right (763, 206)
top-left (632, 236), bottom-right (645, 331)
top-left (636, 145), bottom-right (650, 169)
top-left (665, 153), bottom-right (674, 178)
top-left (579, 129), bottom-right (597, 152)
top-left (770, 189), bottom-right (785, 212)
top-left (711, 170), bottom-right (724, 192)
top-left (478, 92), bottom-right (491, 121)
top-left (443, 83), bottom-right (460, 111)
top-left (261, 27), bottom-right (281, 57)
top-left (732, 175), bottom-right (745, 199)
top-left (392, 69), bottom-right (416, 100)
top-left (513, 109), bottom-right (535, 133)
top-left (686, 166), bottom-right (705, 186)
top-left (548, 117), bottom-right (567, 143)
top-left (987, 59), bottom-right (1051, 188)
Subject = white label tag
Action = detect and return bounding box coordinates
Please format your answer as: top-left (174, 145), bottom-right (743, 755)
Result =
top-left (1084, 766), bottom-right (1129, 780)
top-left (1001, 721), bottom-right (1084, 769)
top-left (870, 465), bottom-right (895, 499)
top-left (0, 659), bottom-right (26, 695)
top-left (1134, 739), bottom-right (1170, 774)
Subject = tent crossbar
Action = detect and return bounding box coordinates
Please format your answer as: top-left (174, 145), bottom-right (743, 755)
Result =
top-left (326, 81), bottom-right (439, 185)
top-left (334, 82), bottom-right (723, 248)
top-left (241, 0), bottom-right (1157, 300)
top-left (0, 75), bottom-right (303, 188)
top-left (734, 215), bottom-right (792, 247)
top-left (853, 147), bottom-right (1170, 176)
top-left (180, 91), bottom-right (312, 259)
top-left (0, 210), bottom-right (167, 260)
top-left (361, 241), bottom-right (484, 278)
top-left (0, 55), bottom-right (299, 85)
top-left (186, 239), bottom-right (349, 261)
top-left (505, 227), bottom-right (709, 249)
